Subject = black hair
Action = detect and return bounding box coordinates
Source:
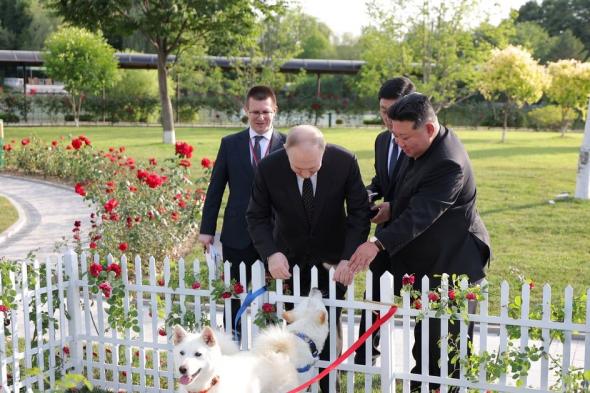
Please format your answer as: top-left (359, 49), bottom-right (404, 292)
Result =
top-left (378, 77), bottom-right (415, 100)
top-left (246, 85), bottom-right (277, 107)
top-left (387, 93), bottom-right (436, 129)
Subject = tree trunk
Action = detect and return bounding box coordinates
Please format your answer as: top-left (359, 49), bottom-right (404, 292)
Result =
top-left (502, 104), bottom-right (508, 143)
top-left (70, 94), bottom-right (79, 128)
top-left (575, 98), bottom-right (590, 199)
top-left (157, 49), bottom-right (175, 144)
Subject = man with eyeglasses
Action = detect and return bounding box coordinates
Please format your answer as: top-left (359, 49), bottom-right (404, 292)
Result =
top-left (199, 85), bottom-right (285, 339)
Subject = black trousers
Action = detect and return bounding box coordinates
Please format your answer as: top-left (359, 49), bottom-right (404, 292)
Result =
top-left (354, 251), bottom-right (403, 365)
top-left (221, 243), bottom-right (260, 339)
top-left (285, 263), bottom-right (346, 393)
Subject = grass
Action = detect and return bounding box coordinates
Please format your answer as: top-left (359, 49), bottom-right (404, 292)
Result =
top-left (3, 125), bottom-right (589, 309)
top-left (0, 195), bottom-right (19, 233)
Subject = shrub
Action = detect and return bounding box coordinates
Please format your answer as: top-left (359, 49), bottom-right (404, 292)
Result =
top-left (0, 112), bottom-right (19, 123)
top-left (2, 135), bottom-right (212, 261)
top-left (335, 118), bottom-right (344, 125)
top-left (527, 105), bottom-right (577, 131)
top-left (362, 117), bottom-right (382, 125)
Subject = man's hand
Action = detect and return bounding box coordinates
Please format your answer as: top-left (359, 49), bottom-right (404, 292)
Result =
top-left (268, 252), bottom-right (291, 279)
top-left (348, 242), bottom-right (379, 274)
top-left (333, 260), bottom-right (354, 286)
top-left (198, 234), bottom-right (214, 252)
top-left (371, 202), bottom-right (391, 224)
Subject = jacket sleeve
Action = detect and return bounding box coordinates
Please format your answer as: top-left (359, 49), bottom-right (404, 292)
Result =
top-left (366, 135), bottom-right (383, 199)
top-left (199, 138), bottom-right (229, 236)
top-left (246, 166), bottom-right (279, 260)
top-left (341, 155), bottom-right (371, 260)
top-left (376, 159), bottom-right (464, 256)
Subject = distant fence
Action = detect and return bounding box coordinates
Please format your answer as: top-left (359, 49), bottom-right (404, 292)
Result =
top-left (1, 251), bottom-right (588, 392)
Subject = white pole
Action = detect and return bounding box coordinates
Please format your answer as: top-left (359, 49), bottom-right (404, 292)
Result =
top-left (575, 98), bottom-right (590, 199)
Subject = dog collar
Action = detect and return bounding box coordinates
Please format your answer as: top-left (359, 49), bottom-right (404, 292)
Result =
top-left (295, 332), bottom-right (319, 373)
top-left (188, 375), bottom-right (219, 393)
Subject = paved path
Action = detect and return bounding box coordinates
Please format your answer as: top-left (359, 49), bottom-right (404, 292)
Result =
top-left (0, 174), bottom-right (93, 260)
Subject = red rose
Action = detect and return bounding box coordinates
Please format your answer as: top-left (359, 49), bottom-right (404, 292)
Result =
top-left (178, 200), bottom-right (187, 208)
top-left (98, 281), bottom-right (112, 298)
top-left (201, 157), bottom-right (212, 169)
top-left (51, 140), bottom-right (58, 147)
top-left (262, 303), bottom-right (274, 313)
top-left (158, 278), bottom-right (165, 286)
top-left (233, 283), bottom-right (244, 295)
top-left (175, 141), bottom-right (194, 158)
top-left (145, 173), bottom-right (163, 188)
top-left (171, 211), bottom-right (180, 221)
top-left (89, 263), bottom-right (103, 277)
top-left (107, 263), bottom-right (122, 278)
top-left (529, 280), bottom-right (535, 290)
top-left (402, 274), bottom-right (415, 286)
top-left (448, 290), bottom-right (456, 301)
top-left (2, 144), bottom-right (12, 151)
top-left (179, 159), bottom-right (191, 168)
top-left (63, 346), bottom-right (70, 355)
top-left (79, 135), bottom-right (91, 145)
top-left (75, 183), bottom-right (86, 196)
top-left (89, 242), bottom-right (97, 249)
top-left (119, 146), bottom-right (125, 153)
top-left (118, 242), bottom-right (128, 252)
top-left (71, 138), bottom-right (82, 150)
top-left (128, 185), bottom-right (137, 192)
top-left (104, 199), bottom-right (118, 213)
top-left (0, 305), bottom-right (9, 312)
top-left (221, 291), bottom-right (231, 299)
top-left (149, 157), bottom-right (157, 166)
top-left (74, 220), bottom-right (81, 227)
top-left (21, 138), bottom-right (30, 146)
top-left (158, 327), bottom-right (166, 336)
top-left (192, 281), bottom-right (201, 289)
top-left (137, 169), bottom-right (149, 181)
top-left (428, 292), bottom-right (440, 302)
top-left (465, 292), bottom-right (476, 301)
top-left (413, 299), bottom-right (422, 310)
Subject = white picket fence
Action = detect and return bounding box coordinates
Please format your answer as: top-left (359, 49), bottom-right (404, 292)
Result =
top-left (1, 251), bottom-right (589, 393)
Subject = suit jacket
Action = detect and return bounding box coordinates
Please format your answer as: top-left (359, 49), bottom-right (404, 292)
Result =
top-left (200, 128), bottom-right (286, 249)
top-left (246, 144), bottom-right (370, 266)
top-left (376, 126), bottom-right (491, 282)
top-left (366, 130), bottom-right (406, 204)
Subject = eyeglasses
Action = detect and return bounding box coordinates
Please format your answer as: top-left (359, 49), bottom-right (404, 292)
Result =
top-left (248, 110), bottom-right (274, 117)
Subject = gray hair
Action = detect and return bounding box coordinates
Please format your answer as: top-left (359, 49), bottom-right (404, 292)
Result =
top-left (284, 125), bottom-right (326, 150)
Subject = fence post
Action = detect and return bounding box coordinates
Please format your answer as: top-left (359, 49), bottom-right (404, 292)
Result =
top-left (380, 272), bottom-right (394, 393)
top-left (64, 250), bottom-right (83, 373)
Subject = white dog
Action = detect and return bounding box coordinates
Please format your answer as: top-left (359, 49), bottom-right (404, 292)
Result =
top-left (173, 325), bottom-right (263, 393)
top-left (172, 288), bottom-right (329, 393)
top-left (253, 288), bottom-right (330, 392)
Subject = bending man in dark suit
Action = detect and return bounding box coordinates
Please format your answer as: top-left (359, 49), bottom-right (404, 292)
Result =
top-left (355, 77), bottom-right (415, 366)
top-left (349, 93), bottom-right (491, 392)
top-left (199, 85), bottom-right (285, 337)
top-left (247, 125), bottom-right (370, 393)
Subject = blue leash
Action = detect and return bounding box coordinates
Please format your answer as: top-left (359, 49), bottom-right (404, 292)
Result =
top-left (233, 286), bottom-right (267, 341)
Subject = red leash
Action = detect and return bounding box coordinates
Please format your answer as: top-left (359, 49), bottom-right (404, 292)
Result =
top-left (286, 305), bottom-right (398, 393)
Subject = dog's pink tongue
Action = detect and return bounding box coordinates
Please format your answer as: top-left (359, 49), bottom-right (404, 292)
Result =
top-left (179, 375), bottom-right (191, 385)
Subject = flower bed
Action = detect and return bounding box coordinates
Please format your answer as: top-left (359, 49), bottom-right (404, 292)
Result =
top-left (2, 135), bottom-right (212, 261)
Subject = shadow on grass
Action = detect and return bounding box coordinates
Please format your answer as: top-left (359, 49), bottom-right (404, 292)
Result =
top-left (468, 146), bottom-right (579, 160)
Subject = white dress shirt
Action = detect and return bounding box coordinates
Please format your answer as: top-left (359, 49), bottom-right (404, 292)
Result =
top-left (296, 173), bottom-right (318, 196)
top-left (249, 128), bottom-right (274, 163)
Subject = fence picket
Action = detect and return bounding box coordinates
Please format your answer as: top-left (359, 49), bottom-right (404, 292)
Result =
top-left (344, 273), bottom-right (355, 393)
top-left (519, 283), bottom-right (531, 387)
top-left (458, 278), bottom-right (469, 393)
top-left (562, 286), bottom-right (574, 389)
top-left (478, 278), bottom-right (489, 392)
top-left (380, 272), bottom-right (394, 393)
top-left (585, 289), bottom-right (590, 390)
top-left (239, 261), bottom-right (249, 348)
top-left (540, 284), bottom-right (552, 389)
top-left (420, 275), bottom-right (430, 393)
top-left (147, 255), bottom-right (160, 390)
top-left (439, 275), bottom-right (449, 393)
top-left (33, 258), bottom-right (45, 391)
top-left (21, 260), bottom-right (33, 391)
top-left (134, 255), bottom-right (147, 390)
top-left (0, 262), bottom-right (7, 392)
top-left (163, 256), bottom-right (174, 391)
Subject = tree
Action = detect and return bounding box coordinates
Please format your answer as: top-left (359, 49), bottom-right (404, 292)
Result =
top-left (545, 30), bottom-right (588, 62)
top-left (44, 26), bottom-right (119, 127)
top-left (478, 45), bottom-right (546, 142)
top-left (517, 0), bottom-right (590, 56)
top-left (546, 59), bottom-right (590, 136)
top-left (43, 0), bottom-right (283, 144)
top-left (0, 0), bottom-right (33, 49)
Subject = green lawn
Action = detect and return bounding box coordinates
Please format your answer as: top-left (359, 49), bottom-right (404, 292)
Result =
top-left (3, 125), bottom-right (589, 308)
top-left (0, 195), bottom-right (18, 233)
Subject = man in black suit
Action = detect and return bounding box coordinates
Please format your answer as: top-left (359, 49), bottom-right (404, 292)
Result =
top-left (349, 93), bottom-right (491, 392)
top-left (199, 85), bottom-right (285, 336)
top-left (355, 77), bottom-right (415, 366)
top-left (247, 125), bottom-right (370, 393)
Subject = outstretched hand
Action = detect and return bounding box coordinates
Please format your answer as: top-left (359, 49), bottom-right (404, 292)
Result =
top-left (268, 252), bottom-right (291, 279)
top-left (333, 260), bottom-right (354, 286)
top-left (348, 242), bottom-right (379, 274)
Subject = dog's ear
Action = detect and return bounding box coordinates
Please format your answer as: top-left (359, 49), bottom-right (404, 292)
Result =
top-left (282, 310), bottom-right (294, 324)
top-left (317, 310), bottom-right (327, 325)
top-left (201, 326), bottom-right (217, 347)
top-left (173, 325), bottom-right (188, 345)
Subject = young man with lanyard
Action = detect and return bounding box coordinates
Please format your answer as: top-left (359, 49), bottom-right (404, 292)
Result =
top-left (198, 85), bottom-right (286, 338)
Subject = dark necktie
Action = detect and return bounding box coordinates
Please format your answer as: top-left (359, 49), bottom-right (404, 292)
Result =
top-left (252, 135), bottom-right (264, 167)
top-left (302, 178), bottom-right (314, 223)
top-left (388, 141), bottom-right (399, 179)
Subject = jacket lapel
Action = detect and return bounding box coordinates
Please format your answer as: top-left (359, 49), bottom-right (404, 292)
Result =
top-left (238, 129), bottom-right (254, 178)
top-left (269, 130), bottom-right (284, 153)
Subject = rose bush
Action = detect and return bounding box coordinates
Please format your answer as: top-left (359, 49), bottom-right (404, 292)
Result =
top-left (2, 134), bottom-right (213, 261)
